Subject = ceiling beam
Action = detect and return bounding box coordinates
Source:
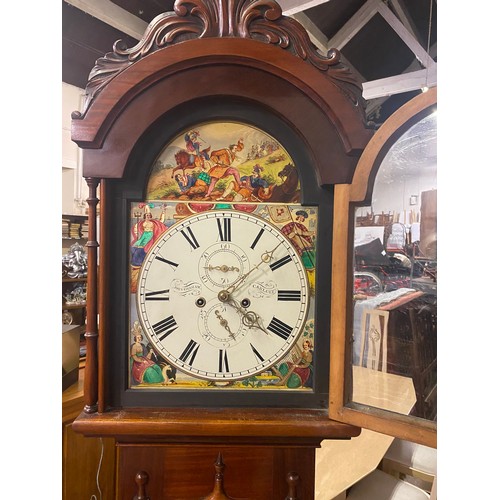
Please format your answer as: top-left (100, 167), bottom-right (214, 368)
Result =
top-left (65, 0), bottom-right (148, 40)
top-left (364, 42), bottom-right (436, 105)
top-left (325, 0), bottom-right (437, 100)
top-left (389, 0), bottom-right (424, 47)
top-left (328, 0), bottom-right (380, 51)
top-left (65, 0), bottom-right (437, 102)
top-left (277, 0), bottom-right (330, 16)
top-left (362, 66), bottom-right (436, 100)
top-left (328, 0), bottom-right (435, 69)
top-left (376, 1), bottom-right (435, 68)
top-left (290, 12), bottom-right (329, 53)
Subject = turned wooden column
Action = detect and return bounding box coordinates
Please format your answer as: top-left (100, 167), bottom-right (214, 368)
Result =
top-left (83, 177), bottom-right (100, 413)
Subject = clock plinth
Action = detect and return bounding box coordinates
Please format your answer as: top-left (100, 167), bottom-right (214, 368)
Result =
top-left (74, 407), bottom-right (359, 498)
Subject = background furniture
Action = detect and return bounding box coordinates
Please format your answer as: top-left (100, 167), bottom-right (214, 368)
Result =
top-left (346, 469), bottom-right (430, 500)
top-left (358, 309), bottom-right (389, 371)
top-left (381, 438), bottom-right (437, 492)
top-left (62, 373), bottom-right (116, 500)
top-left (62, 214), bottom-right (88, 357)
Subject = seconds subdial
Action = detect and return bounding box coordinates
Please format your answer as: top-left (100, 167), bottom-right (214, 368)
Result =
top-left (198, 300), bottom-right (248, 349)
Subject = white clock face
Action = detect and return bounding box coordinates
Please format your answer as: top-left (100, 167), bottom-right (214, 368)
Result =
top-left (136, 210), bottom-right (310, 381)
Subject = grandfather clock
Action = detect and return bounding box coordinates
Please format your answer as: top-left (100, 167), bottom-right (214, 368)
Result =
top-left (71, 0), bottom-right (373, 497)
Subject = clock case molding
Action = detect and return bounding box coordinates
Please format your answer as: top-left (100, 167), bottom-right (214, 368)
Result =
top-left (71, 0), bottom-right (373, 444)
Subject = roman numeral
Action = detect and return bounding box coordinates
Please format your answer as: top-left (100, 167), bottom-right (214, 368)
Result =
top-left (269, 254), bottom-right (292, 271)
top-left (181, 227), bottom-right (200, 249)
top-left (152, 315), bottom-right (178, 341)
top-left (155, 256), bottom-right (178, 269)
top-left (217, 217), bottom-right (231, 242)
top-left (218, 349), bottom-right (230, 373)
top-left (250, 228), bottom-right (264, 249)
top-left (179, 339), bottom-right (200, 365)
top-left (267, 317), bottom-right (293, 340)
top-left (145, 289), bottom-right (169, 301)
top-left (250, 343), bottom-right (264, 363)
top-left (277, 290), bottom-right (301, 301)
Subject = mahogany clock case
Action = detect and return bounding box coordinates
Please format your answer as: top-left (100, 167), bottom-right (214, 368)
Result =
top-left (104, 98), bottom-right (335, 410)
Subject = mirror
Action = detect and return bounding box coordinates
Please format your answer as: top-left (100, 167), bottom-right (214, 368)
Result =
top-left (350, 110), bottom-right (437, 423)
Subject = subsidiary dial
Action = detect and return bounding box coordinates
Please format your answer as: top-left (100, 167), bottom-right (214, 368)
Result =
top-left (198, 299), bottom-right (247, 349)
top-left (198, 242), bottom-right (250, 292)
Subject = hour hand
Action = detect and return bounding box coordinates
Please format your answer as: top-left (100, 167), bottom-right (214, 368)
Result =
top-left (223, 296), bottom-right (268, 335)
top-left (241, 309), bottom-right (268, 335)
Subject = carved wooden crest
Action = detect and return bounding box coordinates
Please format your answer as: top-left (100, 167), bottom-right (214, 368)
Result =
top-left (82, 0), bottom-right (362, 112)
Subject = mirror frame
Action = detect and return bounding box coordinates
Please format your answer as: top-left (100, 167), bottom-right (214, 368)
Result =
top-left (329, 87), bottom-right (437, 448)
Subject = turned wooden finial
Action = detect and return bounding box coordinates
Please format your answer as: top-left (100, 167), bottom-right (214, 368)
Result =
top-left (285, 471), bottom-right (300, 500)
top-left (133, 470), bottom-right (150, 500)
top-left (201, 453), bottom-right (235, 500)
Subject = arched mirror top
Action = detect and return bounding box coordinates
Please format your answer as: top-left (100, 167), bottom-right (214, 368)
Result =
top-left (351, 87), bottom-right (437, 205)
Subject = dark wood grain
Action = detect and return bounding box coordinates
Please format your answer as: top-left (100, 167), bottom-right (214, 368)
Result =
top-left (118, 444), bottom-right (316, 499)
top-left (72, 38), bottom-right (371, 185)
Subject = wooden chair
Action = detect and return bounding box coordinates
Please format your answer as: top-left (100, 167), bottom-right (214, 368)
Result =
top-left (408, 305), bottom-right (437, 420)
top-left (358, 309), bottom-right (390, 371)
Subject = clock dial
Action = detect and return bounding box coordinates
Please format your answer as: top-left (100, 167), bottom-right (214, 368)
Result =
top-left (136, 210), bottom-right (309, 381)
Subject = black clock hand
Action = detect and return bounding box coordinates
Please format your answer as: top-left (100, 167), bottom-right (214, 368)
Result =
top-left (204, 265), bottom-right (240, 273)
top-left (241, 310), bottom-right (268, 335)
top-left (222, 296), bottom-right (268, 335)
top-left (214, 309), bottom-right (235, 338)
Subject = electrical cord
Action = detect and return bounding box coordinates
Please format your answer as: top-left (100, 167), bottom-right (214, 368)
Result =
top-left (89, 437), bottom-right (104, 500)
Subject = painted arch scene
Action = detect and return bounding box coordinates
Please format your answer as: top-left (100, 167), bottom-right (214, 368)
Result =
top-left (146, 122), bottom-right (301, 204)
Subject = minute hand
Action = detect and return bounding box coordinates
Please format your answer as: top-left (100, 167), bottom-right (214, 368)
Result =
top-left (224, 242), bottom-right (282, 295)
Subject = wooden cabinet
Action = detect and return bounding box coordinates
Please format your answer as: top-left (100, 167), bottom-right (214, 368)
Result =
top-left (73, 408), bottom-right (359, 499)
top-left (117, 444), bottom-right (315, 498)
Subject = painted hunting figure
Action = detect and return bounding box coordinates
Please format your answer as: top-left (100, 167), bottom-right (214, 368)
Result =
top-left (205, 138), bottom-right (245, 197)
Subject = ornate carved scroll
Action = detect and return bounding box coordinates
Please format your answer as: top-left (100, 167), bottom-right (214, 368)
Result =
top-left (82, 0), bottom-right (362, 112)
